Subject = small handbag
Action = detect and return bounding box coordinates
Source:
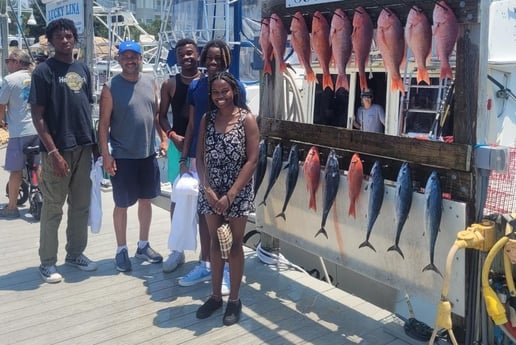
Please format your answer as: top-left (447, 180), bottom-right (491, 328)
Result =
top-left (217, 221), bottom-right (233, 259)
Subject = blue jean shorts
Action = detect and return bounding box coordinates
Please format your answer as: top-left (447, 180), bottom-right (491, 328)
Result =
top-left (4, 135), bottom-right (39, 171)
top-left (110, 155), bottom-right (161, 208)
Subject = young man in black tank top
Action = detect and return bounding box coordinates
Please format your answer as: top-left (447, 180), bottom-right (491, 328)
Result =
top-left (158, 39), bottom-right (201, 273)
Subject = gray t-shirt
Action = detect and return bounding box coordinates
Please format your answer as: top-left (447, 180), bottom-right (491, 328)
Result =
top-left (0, 69), bottom-right (36, 138)
top-left (356, 104), bottom-right (385, 133)
top-left (106, 74), bottom-right (157, 159)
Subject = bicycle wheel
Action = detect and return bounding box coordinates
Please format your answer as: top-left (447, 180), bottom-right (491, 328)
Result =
top-left (30, 191), bottom-right (43, 221)
top-left (5, 180), bottom-right (29, 205)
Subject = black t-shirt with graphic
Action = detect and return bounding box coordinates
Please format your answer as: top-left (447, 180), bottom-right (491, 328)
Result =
top-left (29, 57), bottom-right (95, 152)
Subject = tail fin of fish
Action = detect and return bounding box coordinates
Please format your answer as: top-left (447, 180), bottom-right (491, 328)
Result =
top-left (391, 76), bottom-right (405, 95)
top-left (315, 227), bottom-right (328, 239)
top-left (348, 203), bottom-right (356, 218)
top-left (309, 194), bottom-right (317, 212)
top-left (387, 244), bottom-right (405, 259)
top-left (417, 67), bottom-right (430, 85)
top-left (322, 73), bottom-right (334, 91)
top-left (359, 72), bottom-right (368, 91)
top-left (278, 59), bottom-right (288, 73)
top-left (422, 263), bottom-right (443, 278)
top-left (275, 211), bottom-right (286, 220)
top-left (440, 61), bottom-right (453, 80)
top-left (359, 240), bottom-right (376, 252)
top-left (263, 61), bottom-right (273, 75)
top-left (306, 69), bottom-right (318, 84)
top-left (335, 74), bottom-right (350, 92)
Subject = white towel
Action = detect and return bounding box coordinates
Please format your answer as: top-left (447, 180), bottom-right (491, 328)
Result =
top-left (88, 156), bottom-right (103, 233)
top-left (168, 173), bottom-right (199, 251)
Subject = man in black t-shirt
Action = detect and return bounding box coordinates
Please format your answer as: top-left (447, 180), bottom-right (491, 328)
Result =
top-left (29, 19), bottom-right (97, 284)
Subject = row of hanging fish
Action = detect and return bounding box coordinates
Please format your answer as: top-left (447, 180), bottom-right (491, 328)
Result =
top-left (259, 1), bottom-right (459, 94)
top-left (253, 141), bottom-right (444, 277)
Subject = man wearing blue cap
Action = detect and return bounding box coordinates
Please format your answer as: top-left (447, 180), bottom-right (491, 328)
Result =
top-left (98, 40), bottom-right (165, 272)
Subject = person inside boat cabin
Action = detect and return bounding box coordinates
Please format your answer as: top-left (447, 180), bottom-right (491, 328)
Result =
top-left (353, 88), bottom-right (385, 133)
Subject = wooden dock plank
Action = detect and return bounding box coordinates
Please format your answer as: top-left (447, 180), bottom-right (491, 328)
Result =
top-left (0, 147), bottom-right (414, 345)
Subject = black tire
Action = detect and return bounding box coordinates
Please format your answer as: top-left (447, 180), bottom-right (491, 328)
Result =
top-left (30, 191), bottom-right (43, 221)
top-left (5, 180), bottom-right (29, 206)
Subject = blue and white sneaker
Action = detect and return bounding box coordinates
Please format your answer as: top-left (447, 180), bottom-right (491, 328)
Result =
top-left (115, 248), bottom-right (132, 272)
top-left (65, 254), bottom-right (98, 272)
top-left (135, 243), bottom-right (163, 263)
top-left (178, 262), bottom-right (211, 287)
top-left (39, 265), bottom-right (62, 283)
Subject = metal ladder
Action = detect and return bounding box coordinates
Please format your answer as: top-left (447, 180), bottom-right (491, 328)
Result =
top-left (155, 0), bottom-right (233, 75)
top-left (399, 66), bottom-right (454, 137)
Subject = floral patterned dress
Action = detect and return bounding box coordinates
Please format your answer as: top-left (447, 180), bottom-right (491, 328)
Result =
top-left (198, 109), bottom-right (255, 217)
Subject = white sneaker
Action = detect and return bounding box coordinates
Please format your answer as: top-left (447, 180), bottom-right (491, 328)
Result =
top-left (39, 265), bottom-right (62, 283)
top-left (221, 268), bottom-right (230, 296)
top-left (162, 250), bottom-right (185, 273)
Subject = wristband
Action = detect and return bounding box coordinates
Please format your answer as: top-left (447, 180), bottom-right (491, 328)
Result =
top-left (48, 148), bottom-right (58, 155)
top-left (166, 129), bottom-right (175, 140)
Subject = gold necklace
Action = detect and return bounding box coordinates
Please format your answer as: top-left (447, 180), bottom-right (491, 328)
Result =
top-left (180, 71), bottom-right (201, 80)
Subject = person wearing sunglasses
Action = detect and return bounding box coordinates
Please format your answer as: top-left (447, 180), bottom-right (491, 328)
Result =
top-left (353, 89), bottom-right (385, 133)
top-left (0, 49), bottom-right (38, 219)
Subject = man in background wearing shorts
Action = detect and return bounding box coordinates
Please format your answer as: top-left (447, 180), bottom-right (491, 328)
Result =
top-left (0, 49), bottom-right (38, 218)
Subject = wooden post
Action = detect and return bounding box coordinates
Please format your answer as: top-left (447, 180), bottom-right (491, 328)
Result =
top-left (83, 1), bottom-right (94, 74)
top-left (258, 23), bottom-right (286, 253)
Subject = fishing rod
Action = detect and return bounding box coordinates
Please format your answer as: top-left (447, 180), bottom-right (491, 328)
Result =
top-left (429, 79), bottom-right (454, 139)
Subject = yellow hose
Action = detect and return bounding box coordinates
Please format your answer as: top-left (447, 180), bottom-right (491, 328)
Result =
top-left (430, 220), bottom-right (496, 344)
top-left (481, 236), bottom-right (509, 325)
top-left (441, 244), bottom-right (460, 300)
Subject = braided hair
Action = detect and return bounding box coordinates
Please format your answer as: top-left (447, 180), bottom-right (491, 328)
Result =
top-left (200, 39), bottom-right (231, 70)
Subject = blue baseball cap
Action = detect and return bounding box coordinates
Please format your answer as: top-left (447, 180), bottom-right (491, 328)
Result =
top-left (118, 40), bottom-right (141, 55)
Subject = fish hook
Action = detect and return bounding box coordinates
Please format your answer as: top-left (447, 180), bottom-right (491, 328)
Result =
top-left (432, 0), bottom-right (448, 11)
top-left (383, 7), bottom-right (394, 16)
top-left (354, 7), bottom-right (364, 15)
top-left (255, 17), bottom-right (269, 25)
top-left (412, 5), bottom-right (424, 13)
top-left (333, 10), bottom-right (343, 19)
